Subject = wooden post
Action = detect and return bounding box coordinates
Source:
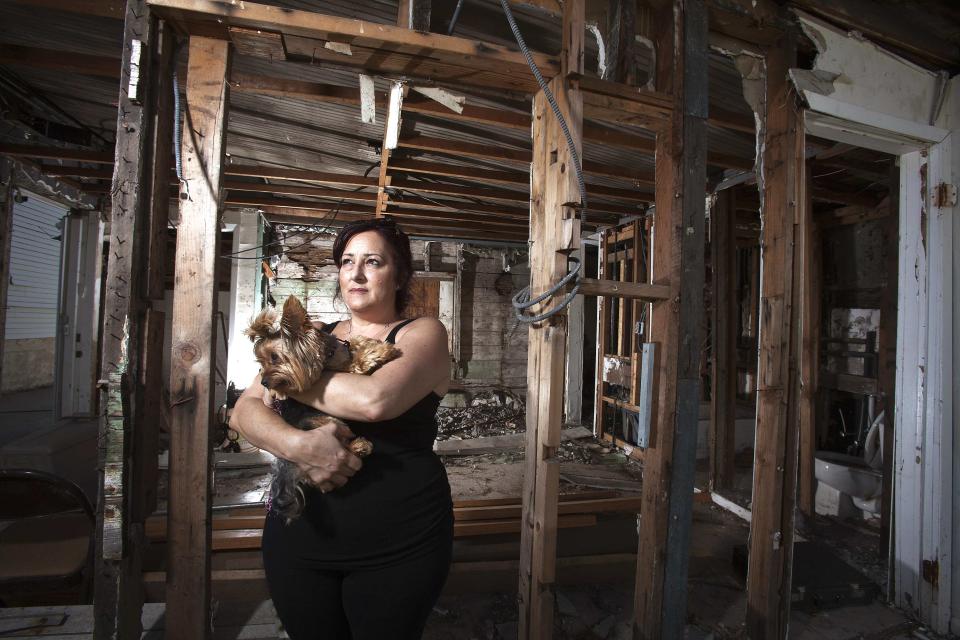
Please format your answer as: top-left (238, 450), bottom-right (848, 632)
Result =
top-left (633, 0), bottom-right (708, 637)
top-left (165, 36), bottom-right (231, 640)
top-left (797, 162), bottom-right (819, 519)
top-left (518, 0), bottom-right (583, 636)
top-left (710, 188), bottom-right (737, 492)
top-left (745, 38), bottom-right (804, 640)
top-left (93, 2), bottom-right (158, 636)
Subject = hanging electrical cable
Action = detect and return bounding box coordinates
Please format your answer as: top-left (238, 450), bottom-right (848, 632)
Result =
top-left (498, 0), bottom-right (588, 323)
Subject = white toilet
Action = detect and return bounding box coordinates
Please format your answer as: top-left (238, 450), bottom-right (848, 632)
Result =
top-left (814, 412), bottom-right (884, 519)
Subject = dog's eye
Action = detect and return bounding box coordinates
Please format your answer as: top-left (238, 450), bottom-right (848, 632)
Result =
top-left (270, 353), bottom-right (281, 364)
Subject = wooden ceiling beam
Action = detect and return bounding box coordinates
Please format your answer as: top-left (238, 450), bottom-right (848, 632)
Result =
top-left (280, 35), bottom-right (537, 96)
top-left (383, 206), bottom-right (529, 229)
top-left (4, 0), bottom-right (124, 19)
top-left (0, 143), bottom-right (114, 163)
top-left (396, 135), bottom-right (651, 180)
top-left (222, 195), bottom-right (375, 214)
top-left (262, 207), bottom-right (528, 240)
top-left (389, 177), bottom-right (527, 203)
top-left (146, 0), bottom-right (558, 83)
top-left (0, 44), bottom-right (120, 78)
top-left (223, 181), bottom-right (377, 202)
top-left (387, 194), bottom-right (528, 218)
top-left (390, 157), bottom-right (656, 192)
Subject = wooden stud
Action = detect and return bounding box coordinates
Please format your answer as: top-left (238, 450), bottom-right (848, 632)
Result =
top-left (797, 162), bottom-right (818, 518)
top-left (165, 36), bottom-right (231, 640)
top-left (710, 188), bottom-right (737, 492)
top-left (745, 37), bottom-right (804, 640)
top-left (633, 0), bottom-right (709, 636)
top-left (93, 3), bottom-right (158, 637)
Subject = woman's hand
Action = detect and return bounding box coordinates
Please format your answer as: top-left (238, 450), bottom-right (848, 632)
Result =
top-left (230, 373), bottom-right (362, 493)
top-left (288, 419), bottom-right (364, 493)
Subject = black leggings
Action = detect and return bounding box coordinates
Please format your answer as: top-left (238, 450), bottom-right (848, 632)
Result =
top-left (263, 539), bottom-right (452, 640)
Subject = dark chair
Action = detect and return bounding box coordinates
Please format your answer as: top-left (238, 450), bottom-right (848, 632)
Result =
top-left (0, 469), bottom-right (95, 605)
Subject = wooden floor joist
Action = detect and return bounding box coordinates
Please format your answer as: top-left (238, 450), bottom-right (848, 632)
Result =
top-left (745, 37), bottom-right (804, 640)
top-left (165, 36), bottom-right (232, 640)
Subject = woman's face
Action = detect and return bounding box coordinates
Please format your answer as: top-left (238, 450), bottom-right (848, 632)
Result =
top-left (338, 230), bottom-right (399, 316)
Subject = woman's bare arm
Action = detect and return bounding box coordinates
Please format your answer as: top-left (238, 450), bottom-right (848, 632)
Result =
top-left (289, 317), bottom-right (449, 422)
top-left (229, 373), bottom-right (363, 490)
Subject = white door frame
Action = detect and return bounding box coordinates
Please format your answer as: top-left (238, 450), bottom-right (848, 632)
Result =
top-left (797, 71), bottom-right (955, 640)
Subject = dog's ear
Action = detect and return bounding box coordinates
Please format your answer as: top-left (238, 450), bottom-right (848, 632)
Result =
top-left (280, 295), bottom-right (312, 339)
top-left (245, 307), bottom-right (278, 342)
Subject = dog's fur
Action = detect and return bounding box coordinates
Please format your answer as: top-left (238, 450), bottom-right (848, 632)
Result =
top-left (246, 295), bottom-right (401, 522)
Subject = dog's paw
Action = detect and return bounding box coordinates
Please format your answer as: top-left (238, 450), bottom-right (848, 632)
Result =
top-left (348, 437), bottom-right (374, 457)
top-left (347, 336), bottom-right (403, 374)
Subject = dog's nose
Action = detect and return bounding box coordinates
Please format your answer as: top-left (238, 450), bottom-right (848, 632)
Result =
top-left (261, 378), bottom-right (270, 388)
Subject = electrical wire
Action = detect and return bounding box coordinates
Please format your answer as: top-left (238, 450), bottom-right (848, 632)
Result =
top-left (498, 0), bottom-right (587, 323)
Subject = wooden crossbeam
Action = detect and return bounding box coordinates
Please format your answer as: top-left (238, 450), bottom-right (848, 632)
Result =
top-left (146, 0), bottom-right (558, 92)
top-left (575, 278), bottom-right (670, 302)
top-left (165, 36), bottom-right (232, 640)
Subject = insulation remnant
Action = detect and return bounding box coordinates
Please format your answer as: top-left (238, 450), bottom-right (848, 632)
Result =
top-left (359, 74), bottom-right (376, 124)
top-left (324, 41), bottom-right (352, 55)
top-left (412, 86), bottom-right (465, 114)
top-left (586, 23), bottom-right (607, 79)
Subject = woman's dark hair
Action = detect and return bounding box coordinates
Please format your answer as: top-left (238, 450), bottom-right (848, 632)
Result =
top-left (332, 217), bottom-right (414, 314)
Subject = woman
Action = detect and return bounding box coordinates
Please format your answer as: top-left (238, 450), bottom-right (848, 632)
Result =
top-left (230, 218), bottom-right (453, 639)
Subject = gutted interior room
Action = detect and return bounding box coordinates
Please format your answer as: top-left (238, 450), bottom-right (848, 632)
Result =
top-left (0, 0), bottom-right (958, 638)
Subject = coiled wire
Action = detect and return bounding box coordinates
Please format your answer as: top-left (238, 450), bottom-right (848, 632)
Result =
top-left (499, 0), bottom-right (588, 323)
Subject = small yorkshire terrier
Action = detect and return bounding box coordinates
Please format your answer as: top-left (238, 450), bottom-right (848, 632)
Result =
top-left (246, 295), bottom-right (402, 522)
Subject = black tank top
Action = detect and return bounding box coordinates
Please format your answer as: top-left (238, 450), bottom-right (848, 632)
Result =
top-left (265, 318), bottom-right (453, 569)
